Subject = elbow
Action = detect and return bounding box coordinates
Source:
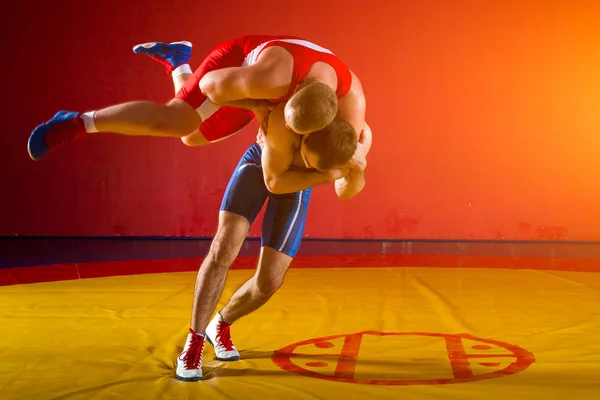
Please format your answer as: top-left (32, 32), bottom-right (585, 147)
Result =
top-left (265, 176), bottom-right (294, 195)
top-left (264, 176), bottom-right (283, 194)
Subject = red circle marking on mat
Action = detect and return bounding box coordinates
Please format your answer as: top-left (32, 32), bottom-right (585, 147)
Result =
top-left (272, 331), bottom-right (535, 385)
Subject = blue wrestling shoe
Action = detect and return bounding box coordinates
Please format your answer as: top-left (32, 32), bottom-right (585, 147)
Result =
top-left (28, 111), bottom-right (86, 160)
top-left (132, 41), bottom-right (192, 75)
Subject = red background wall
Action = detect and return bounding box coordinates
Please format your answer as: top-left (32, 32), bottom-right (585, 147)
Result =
top-left (2, 0), bottom-right (600, 240)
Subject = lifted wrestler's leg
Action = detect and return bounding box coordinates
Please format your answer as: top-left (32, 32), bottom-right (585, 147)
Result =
top-left (133, 41), bottom-right (193, 93)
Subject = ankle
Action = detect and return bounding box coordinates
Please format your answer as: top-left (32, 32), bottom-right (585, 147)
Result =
top-left (218, 310), bottom-right (234, 324)
top-left (172, 64), bottom-right (192, 78)
top-left (81, 112), bottom-right (97, 134)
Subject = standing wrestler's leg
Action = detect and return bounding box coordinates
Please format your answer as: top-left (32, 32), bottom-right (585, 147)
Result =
top-left (206, 186), bottom-right (312, 361)
top-left (204, 247), bottom-right (292, 362)
top-left (219, 247), bottom-right (292, 322)
top-left (176, 211), bottom-right (248, 382)
top-left (176, 143), bottom-right (268, 381)
top-left (190, 212), bottom-right (249, 335)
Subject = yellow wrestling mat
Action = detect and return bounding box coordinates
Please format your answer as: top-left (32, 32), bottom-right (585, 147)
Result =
top-left (1, 266), bottom-right (599, 399)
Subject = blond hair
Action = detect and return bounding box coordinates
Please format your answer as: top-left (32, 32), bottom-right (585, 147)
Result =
top-left (284, 80), bottom-right (338, 133)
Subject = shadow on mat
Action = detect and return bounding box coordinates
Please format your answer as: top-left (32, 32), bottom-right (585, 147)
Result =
top-left (201, 349), bottom-right (452, 380)
top-left (238, 349), bottom-right (446, 368)
top-left (205, 367), bottom-right (293, 379)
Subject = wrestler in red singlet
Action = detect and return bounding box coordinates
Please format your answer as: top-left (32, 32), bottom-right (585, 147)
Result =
top-left (27, 35), bottom-right (359, 161)
top-left (175, 35), bottom-right (353, 142)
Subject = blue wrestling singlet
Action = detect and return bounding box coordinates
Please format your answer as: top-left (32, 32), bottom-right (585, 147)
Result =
top-left (220, 143), bottom-right (312, 257)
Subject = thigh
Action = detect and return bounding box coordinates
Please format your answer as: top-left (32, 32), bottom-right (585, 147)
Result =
top-left (261, 188), bottom-right (312, 258)
top-left (220, 143), bottom-right (269, 225)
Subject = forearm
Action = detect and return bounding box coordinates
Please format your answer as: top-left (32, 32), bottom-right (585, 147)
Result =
top-left (335, 170), bottom-right (366, 200)
top-left (266, 169), bottom-right (332, 194)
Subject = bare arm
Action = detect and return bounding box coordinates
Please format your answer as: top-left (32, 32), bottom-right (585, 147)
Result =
top-left (261, 106), bottom-right (336, 194)
top-left (333, 74), bottom-right (370, 200)
top-left (336, 72), bottom-right (367, 137)
top-left (335, 169), bottom-right (366, 200)
top-left (334, 159), bottom-right (366, 200)
top-left (334, 123), bottom-right (372, 200)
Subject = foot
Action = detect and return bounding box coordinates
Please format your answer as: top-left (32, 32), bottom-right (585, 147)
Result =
top-left (28, 111), bottom-right (86, 161)
top-left (175, 328), bottom-right (205, 381)
top-left (205, 312), bottom-right (241, 361)
top-left (132, 41), bottom-right (192, 75)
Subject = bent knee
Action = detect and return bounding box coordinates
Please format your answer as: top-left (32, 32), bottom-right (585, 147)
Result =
top-left (206, 232), bottom-right (246, 268)
top-left (206, 241), bottom-right (239, 268)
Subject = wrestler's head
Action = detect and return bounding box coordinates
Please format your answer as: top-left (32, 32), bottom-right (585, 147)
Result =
top-left (284, 79), bottom-right (338, 134)
top-left (299, 117), bottom-right (357, 171)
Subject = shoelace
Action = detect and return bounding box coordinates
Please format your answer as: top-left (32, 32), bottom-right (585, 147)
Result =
top-left (182, 328), bottom-right (204, 370)
top-left (216, 321), bottom-right (235, 351)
